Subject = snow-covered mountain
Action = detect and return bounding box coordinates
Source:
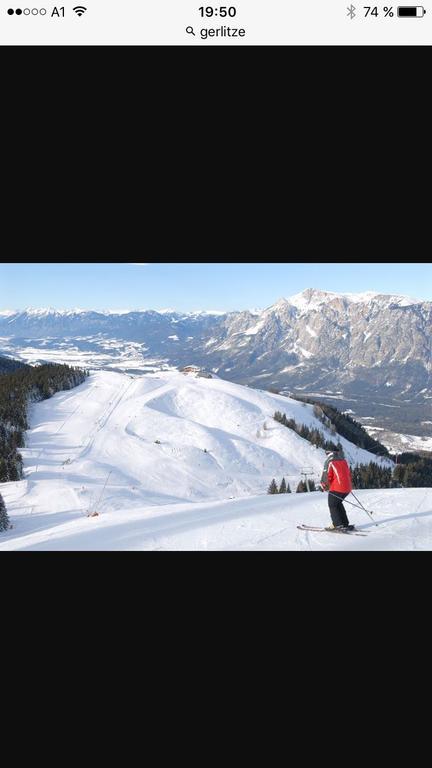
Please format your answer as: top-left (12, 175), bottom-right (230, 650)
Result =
top-left (1, 289), bottom-right (431, 440)
top-left (0, 307), bottom-right (219, 338)
top-left (204, 289), bottom-right (432, 395)
top-left (1, 291), bottom-right (430, 395)
top-left (1, 368), bottom-right (401, 551)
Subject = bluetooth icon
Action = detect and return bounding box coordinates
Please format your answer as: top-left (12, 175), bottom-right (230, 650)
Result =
top-left (347, 4), bottom-right (357, 18)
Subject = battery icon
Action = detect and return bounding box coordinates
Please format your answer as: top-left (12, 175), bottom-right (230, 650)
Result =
top-left (397, 6), bottom-right (426, 15)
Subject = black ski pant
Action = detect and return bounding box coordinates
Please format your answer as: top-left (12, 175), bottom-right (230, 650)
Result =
top-left (328, 492), bottom-right (350, 528)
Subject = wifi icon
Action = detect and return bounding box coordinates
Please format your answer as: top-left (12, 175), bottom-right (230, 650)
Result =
top-left (73, 5), bottom-right (87, 16)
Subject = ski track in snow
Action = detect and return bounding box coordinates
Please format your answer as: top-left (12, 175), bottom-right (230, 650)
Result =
top-left (0, 370), bottom-right (431, 552)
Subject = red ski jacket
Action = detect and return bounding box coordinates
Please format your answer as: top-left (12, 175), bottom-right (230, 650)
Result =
top-left (324, 460), bottom-right (353, 494)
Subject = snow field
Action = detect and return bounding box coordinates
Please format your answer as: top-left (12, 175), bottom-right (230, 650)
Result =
top-left (2, 369), bottom-right (425, 552)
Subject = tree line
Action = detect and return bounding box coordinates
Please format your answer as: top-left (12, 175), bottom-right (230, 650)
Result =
top-left (290, 396), bottom-right (390, 457)
top-left (0, 362), bottom-right (88, 485)
top-left (268, 478), bottom-right (292, 495)
top-left (0, 355), bottom-right (27, 375)
top-left (352, 463), bottom-right (393, 489)
top-left (274, 411), bottom-right (342, 453)
top-left (393, 456), bottom-right (432, 488)
top-left (268, 478), bottom-right (317, 495)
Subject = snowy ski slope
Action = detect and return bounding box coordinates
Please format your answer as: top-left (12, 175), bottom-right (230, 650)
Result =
top-left (2, 370), bottom-right (429, 552)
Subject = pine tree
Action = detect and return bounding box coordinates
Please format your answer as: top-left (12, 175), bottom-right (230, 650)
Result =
top-left (7, 460), bottom-right (20, 482)
top-left (279, 478), bottom-right (287, 494)
top-left (268, 479), bottom-right (279, 495)
top-left (0, 458), bottom-right (8, 483)
top-left (287, 483), bottom-right (292, 494)
top-left (297, 481), bottom-right (308, 493)
top-left (0, 493), bottom-right (10, 533)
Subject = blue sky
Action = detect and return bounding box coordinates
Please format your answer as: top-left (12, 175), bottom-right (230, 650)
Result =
top-left (0, 262), bottom-right (430, 312)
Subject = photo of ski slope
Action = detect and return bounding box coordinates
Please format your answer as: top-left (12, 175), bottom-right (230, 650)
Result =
top-left (1, 368), bottom-right (430, 552)
top-left (1, 263), bottom-right (431, 551)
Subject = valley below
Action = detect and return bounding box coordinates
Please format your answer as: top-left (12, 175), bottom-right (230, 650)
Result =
top-left (1, 288), bottom-right (431, 457)
top-left (1, 332), bottom-right (430, 455)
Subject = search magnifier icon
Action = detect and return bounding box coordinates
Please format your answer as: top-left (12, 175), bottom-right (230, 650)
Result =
top-left (186, 26), bottom-right (196, 36)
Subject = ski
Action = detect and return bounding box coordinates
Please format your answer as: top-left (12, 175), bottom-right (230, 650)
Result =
top-left (297, 525), bottom-right (368, 538)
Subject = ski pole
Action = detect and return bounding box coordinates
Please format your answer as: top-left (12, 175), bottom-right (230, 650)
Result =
top-left (326, 490), bottom-right (365, 512)
top-left (326, 490), bottom-right (378, 523)
top-left (351, 491), bottom-right (376, 516)
top-left (351, 491), bottom-right (372, 513)
top-left (350, 492), bottom-right (378, 526)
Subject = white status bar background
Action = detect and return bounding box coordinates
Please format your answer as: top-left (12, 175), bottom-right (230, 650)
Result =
top-left (0, 1), bottom-right (431, 45)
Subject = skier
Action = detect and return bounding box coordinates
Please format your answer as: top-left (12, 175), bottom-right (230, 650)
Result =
top-left (320, 448), bottom-right (354, 532)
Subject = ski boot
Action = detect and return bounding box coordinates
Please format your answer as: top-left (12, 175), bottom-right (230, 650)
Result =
top-left (325, 524), bottom-right (356, 533)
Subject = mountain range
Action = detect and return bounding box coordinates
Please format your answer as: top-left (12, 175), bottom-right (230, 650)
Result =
top-left (1, 289), bottom-right (431, 441)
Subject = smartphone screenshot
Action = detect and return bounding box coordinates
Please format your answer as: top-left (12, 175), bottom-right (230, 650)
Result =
top-left (0, 0), bottom-right (430, 45)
